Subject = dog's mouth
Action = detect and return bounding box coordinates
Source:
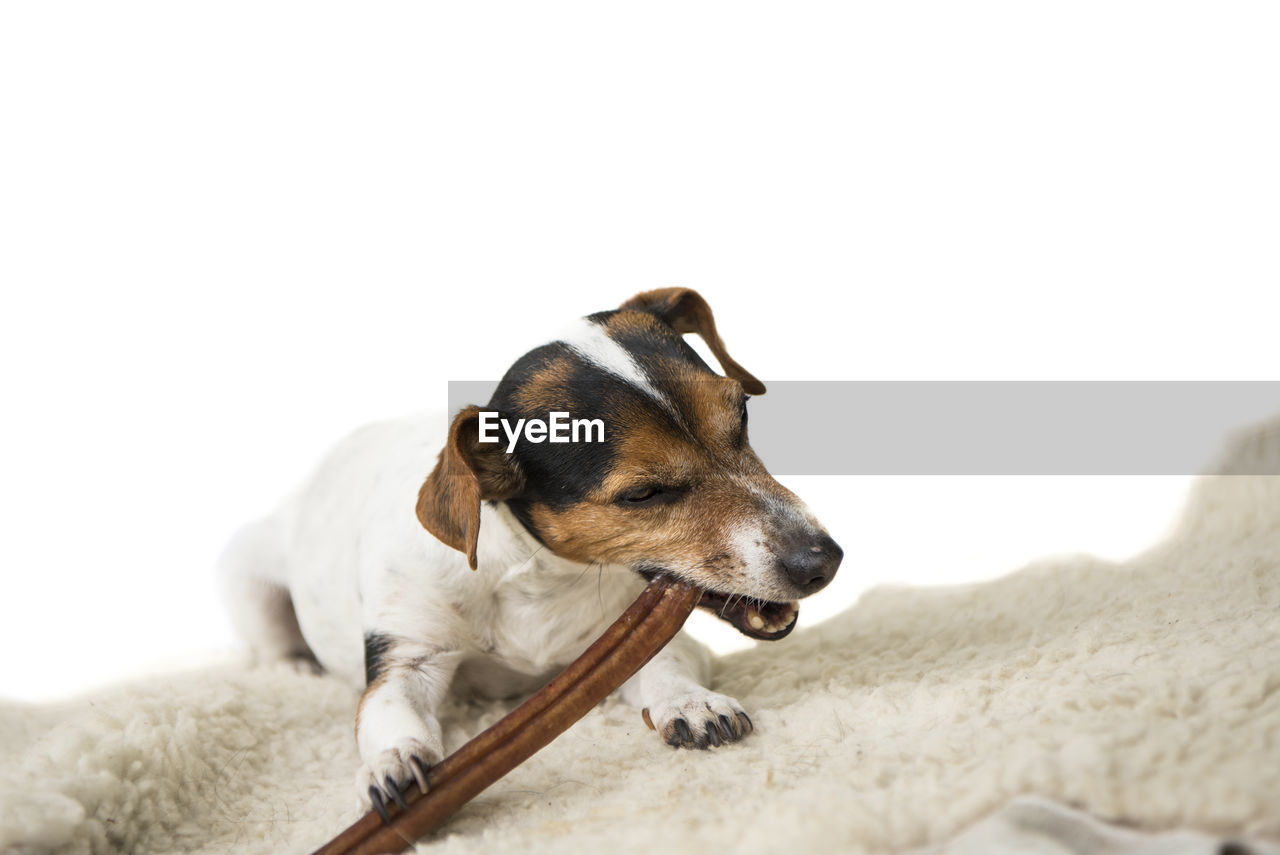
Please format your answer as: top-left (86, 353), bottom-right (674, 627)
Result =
top-left (695, 588), bottom-right (799, 640)
top-left (636, 568), bottom-right (799, 641)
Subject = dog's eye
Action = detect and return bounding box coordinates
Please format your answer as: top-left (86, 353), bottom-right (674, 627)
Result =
top-left (621, 485), bottom-right (660, 503)
top-left (617, 485), bottom-right (679, 507)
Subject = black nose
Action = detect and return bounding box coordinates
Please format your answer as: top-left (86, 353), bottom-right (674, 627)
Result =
top-left (779, 533), bottom-right (842, 594)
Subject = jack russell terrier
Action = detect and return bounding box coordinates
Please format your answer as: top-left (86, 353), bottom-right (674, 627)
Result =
top-left (218, 288), bottom-right (842, 818)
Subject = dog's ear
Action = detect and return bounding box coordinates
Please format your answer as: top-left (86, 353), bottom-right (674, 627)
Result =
top-left (417, 406), bottom-right (524, 570)
top-left (620, 288), bottom-right (766, 395)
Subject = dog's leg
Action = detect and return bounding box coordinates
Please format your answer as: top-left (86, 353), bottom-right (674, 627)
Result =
top-left (217, 518), bottom-right (317, 667)
top-left (355, 630), bottom-right (464, 817)
top-left (618, 629), bottom-right (753, 749)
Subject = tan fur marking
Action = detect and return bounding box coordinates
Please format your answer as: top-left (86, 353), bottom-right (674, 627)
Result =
top-left (601, 309), bottom-right (666, 339)
top-left (647, 358), bottom-right (743, 448)
top-left (355, 672), bottom-right (385, 736)
top-left (512, 356), bottom-right (576, 416)
top-left (525, 405), bottom-right (788, 592)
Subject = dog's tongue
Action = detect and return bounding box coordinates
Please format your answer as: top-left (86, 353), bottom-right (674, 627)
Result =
top-left (697, 591), bottom-right (799, 641)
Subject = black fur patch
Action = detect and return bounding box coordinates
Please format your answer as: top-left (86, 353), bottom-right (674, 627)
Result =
top-left (364, 632), bottom-right (394, 686)
top-left (489, 343), bottom-right (630, 507)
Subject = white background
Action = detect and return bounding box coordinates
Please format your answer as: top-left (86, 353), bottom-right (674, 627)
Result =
top-left (1, 3), bottom-right (1276, 701)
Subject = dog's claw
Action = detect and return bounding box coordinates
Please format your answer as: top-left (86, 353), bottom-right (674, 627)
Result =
top-left (384, 775), bottom-right (409, 811)
top-left (654, 692), bottom-right (753, 750)
top-left (369, 786), bottom-right (391, 824)
top-left (409, 754), bottom-right (431, 795)
top-left (355, 738), bottom-right (440, 813)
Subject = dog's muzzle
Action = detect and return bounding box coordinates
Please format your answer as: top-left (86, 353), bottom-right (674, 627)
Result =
top-left (637, 532), bottom-right (843, 642)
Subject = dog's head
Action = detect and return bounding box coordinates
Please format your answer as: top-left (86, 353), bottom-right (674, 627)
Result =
top-left (417, 288), bottom-right (841, 640)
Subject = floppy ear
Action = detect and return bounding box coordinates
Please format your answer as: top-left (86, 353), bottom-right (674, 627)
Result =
top-left (416, 406), bottom-right (524, 570)
top-left (619, 287), bottom-right (766, 395)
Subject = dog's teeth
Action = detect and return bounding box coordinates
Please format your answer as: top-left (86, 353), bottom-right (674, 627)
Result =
top-left (748, 612), bottom-right (765, 630)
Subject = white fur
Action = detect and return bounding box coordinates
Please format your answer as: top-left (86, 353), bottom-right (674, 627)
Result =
top-left (216, 410), bottom-right (732, 807)
top-left (557, 317), bottom-right (671, 410)
top-left (725, 521), bottom-right (795, 602)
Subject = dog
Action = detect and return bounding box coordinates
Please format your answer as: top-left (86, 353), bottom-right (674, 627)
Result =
top-left (218, 288), bottom-right (842, 816)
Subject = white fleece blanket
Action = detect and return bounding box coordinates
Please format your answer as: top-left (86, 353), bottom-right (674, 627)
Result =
top-left (3, 422), bottom-right (1279, 855)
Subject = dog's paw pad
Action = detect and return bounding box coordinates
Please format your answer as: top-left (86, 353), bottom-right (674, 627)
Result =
top-left (645, 692), bottom-right (754, 750)
top-left (355, 741), bottom-right (438, 820)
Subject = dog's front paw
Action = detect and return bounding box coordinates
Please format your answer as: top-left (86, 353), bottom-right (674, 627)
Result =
top-left (355, 738), bottom-right (440, 822)
top-left (643, 691), bottom-right (754, 750)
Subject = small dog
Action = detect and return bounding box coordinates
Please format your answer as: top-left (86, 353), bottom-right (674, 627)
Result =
top-left (218, 288), bottom-right (841, 815)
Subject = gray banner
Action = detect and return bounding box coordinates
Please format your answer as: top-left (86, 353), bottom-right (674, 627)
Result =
top-left (447, 381), bottom-right (1280, 475)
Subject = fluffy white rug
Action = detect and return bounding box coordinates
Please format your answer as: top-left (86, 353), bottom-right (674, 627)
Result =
top-left (3, 422), bottom-right (1279, 855)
